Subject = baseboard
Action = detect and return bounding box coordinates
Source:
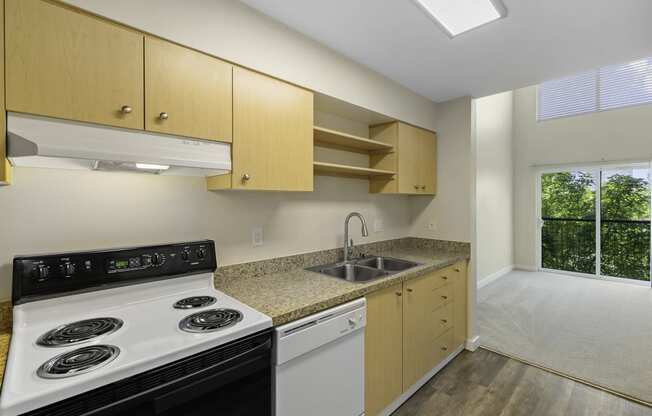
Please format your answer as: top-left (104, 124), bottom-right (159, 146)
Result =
top-left (379, 344), bottom-right (465, 416)
top-left (465, 335), bottom-right (481, 352)
top-left (514, 264), bottom-right (538, 272)
top-left (477, 264), bottom-right (514, 289)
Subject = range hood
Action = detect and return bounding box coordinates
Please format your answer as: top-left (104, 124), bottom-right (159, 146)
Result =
top-left (7, 113), bottom-right (231, 176)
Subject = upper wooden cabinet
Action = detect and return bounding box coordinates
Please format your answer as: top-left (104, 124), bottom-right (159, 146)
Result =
top-left (5, 0), bottom-right (144, 129)
top-left (369, 122), bottom-right (437, 195)
top-left (365, 283), bottom-right (403, 416)
top-left (208, 67), bottom-right (313, 192)
top-left (0, 0), bottom-right (11, 186)
top-left (145, 37), bottom-right (232, 142)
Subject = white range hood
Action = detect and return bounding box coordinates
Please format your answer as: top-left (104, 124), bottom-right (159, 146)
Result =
top-left (7, 113), bottom-right (232, 176)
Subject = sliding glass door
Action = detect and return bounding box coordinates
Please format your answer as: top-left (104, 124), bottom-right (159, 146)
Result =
top-left (539, 165), bottom-right (651, 282)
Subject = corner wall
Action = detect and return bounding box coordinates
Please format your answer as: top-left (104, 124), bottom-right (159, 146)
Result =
top-left (475, 92), bottom-right (514, 283)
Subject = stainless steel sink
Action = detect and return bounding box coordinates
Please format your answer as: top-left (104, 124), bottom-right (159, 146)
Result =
top-left (353, 256), bottom-right (420, 272)
top-left (308, 263), bottom-right (390, 282)
top-left (306, 256), bottom-right (421, 283)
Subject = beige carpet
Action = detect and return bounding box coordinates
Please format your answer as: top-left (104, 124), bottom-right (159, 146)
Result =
top-left (478, 270), bottom-right (652, 404)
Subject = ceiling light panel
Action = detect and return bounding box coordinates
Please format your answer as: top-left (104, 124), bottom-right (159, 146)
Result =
top-left (413, 0), bottom-right (507, 37)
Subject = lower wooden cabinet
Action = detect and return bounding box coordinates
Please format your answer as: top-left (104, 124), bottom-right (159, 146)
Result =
top-left (365, 283), bottom-right (403, 416)
top-left (0, 0), bottom-right (10, 186)
top-left (365, 261), bottom-right (468, 416)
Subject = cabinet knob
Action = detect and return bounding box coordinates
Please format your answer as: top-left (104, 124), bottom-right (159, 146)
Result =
top-left (421, 185), bottom-right (426, 190)
top-left (454, 268), bottom-right (461, 273)
top-left (242, 174), bottom-right (251, 182)
top-left (441, 295), bottom-right (448, 300)
top-left (441, 346), bottom-right (448, 351)
top-left (159, 112), bottom-right (169, 120)
top-left (441, 319), bottom-right (448, 324)
top-left (414, 185), bottom-right (419, 190)
top-left (120, 105), bottom-right (132, 114)
top-left (442, 276), bottom-right (448, 280)
top-left (406, 288), bottom-right (413, 293)
top-left (395, 292), bottom-right (402, 297)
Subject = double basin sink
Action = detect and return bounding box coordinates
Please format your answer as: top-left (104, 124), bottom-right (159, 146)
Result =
top-left (306, 256), bottom-right (421, 283)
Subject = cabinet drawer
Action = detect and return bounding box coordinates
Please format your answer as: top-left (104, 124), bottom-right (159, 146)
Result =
top-left (432, 285), bottom-right (452, 310)
top-left (432, 269), bottom-right (452, 290)
top-left (433, 328), bottom-right (455, 365)
top-left (432, 302), bottom-right (453, 339)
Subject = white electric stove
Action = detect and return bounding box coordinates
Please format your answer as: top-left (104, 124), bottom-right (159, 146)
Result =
top-left (0, 241), bottom-right (273, 416)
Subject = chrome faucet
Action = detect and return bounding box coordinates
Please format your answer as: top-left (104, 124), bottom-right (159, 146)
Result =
top-left (344, 212), bottom-right (369, 262)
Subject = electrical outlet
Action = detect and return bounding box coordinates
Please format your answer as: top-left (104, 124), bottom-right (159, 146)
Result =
top-left (252, 226), bottom-right (264, 247)
top-left (374, 219), bottom-right (384, 233)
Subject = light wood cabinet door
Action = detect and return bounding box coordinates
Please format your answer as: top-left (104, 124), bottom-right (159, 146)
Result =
top-left (403, 272), bottom-right (440, 390)
top-left (145, 37), bottom-right (232, 142)
top-left (397, 123), bottom-right (421, 194)
top-left (5, 0), bottom-right (144, 129)
top-left (0, 0), bottom-right (11, 186)
top-left (452, 261), bottom-right (468, 349)
top-left (419, 129), bottom-right (437, 195)
top-left (231, 67), bottom-right (313, 191)
top-left (365, 283), bottom-right (403, 416)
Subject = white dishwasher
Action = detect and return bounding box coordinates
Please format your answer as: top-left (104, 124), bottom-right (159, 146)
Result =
top-left (274, 298), bottom-right (366, 416)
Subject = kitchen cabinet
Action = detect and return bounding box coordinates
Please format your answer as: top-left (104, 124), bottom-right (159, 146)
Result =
top-left (5, 0), bottom-right (144, 130)
top-left (365, 283), bottom-right (403, 416)
top-left (369, 122), bottom-right (437, 195)
top-left (0, 0), bottom-right (10, 186)
top-left (145, 37), bottom-right (232, 142)
top-left (207, 67), bottom-right (314, 191)
top-left (365, 261), bottom-right (467, 416)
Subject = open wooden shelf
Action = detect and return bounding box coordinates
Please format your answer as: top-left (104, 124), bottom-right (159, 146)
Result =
top-left (313, 161), bottom-right (396, 178)
top-left (313, 126), bottom-right (394, 153)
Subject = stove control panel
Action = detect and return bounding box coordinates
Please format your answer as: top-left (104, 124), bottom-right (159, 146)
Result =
top-left (12, 240), bottom-right (217, 304)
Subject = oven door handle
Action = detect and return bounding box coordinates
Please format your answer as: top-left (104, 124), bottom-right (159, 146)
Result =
top-left (153, 339), bottom-right (271, 414)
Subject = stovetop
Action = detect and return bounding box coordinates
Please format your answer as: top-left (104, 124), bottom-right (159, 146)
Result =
top-left (0, 273), bottom-right (272, 416)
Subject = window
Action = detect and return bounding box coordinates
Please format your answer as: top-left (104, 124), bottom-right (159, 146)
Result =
top-left (537, 57), bottom-right (652, 121)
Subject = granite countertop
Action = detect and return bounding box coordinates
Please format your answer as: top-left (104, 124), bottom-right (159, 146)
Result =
top-left (215, 238), bottom-right (470, 326)
top-left (0, 301), bottom-right (12, 389)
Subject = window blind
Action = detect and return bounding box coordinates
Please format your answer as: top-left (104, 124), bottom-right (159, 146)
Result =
top-left (537, 56), bottom-right (652, 121)
top-left (599, 58), bottom-right (652, 111)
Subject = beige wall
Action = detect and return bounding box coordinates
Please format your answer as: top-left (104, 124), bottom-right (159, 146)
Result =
top-left (475, 92), bottom-right (514, 281)
top-left (410, 97), bottom-right (473, 243)
top-left (0, 169), bottom-right (411, 300)
top-left (513, 85), bottom-right (652, 268)
top-left (61, 0), bottom-right (438, 131)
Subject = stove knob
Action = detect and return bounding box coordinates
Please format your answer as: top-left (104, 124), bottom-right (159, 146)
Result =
top-left (181, 250), bottom-right (190, 261)
top-left (196, 248), bottom-right (206, 259)
top-left (152, 253), bottom-right (161, 265)
top-left (62, 262), bottom-right (75, 276)
top-left (34, 264), bottom-right (49, 281)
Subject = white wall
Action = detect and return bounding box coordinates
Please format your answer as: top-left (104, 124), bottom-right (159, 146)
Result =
top-left (0, 169), bottom-right (410, 300)
top-left (410, 97), bottom-right (473, 243)
top-left (513, 85), bottom-right (652, 268)
top-left (61, 0), bottom-right (438, 131)
top-left (475, 92), bottom-right (514, 282)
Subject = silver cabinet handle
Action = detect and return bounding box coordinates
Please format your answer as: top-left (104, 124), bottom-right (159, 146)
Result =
top-left (159, 112), bottom-right (169, 120)
top-left (242, 174), bottom-right (251, 181)
top-left (120, 105), bottom-right (132, 114)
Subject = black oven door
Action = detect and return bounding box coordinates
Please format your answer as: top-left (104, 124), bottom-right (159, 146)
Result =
top-left (26, 330), bottom-right (272, 416)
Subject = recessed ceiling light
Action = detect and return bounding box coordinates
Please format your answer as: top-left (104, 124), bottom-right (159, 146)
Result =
top-left (413, 0), bottom-right (507, 38)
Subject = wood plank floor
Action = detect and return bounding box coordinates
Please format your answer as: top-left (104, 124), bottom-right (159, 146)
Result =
top-left (394, 348), bottom-right (652, 416)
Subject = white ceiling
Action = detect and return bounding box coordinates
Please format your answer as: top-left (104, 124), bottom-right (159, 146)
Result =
top-left (239, 0), bottom-right (652, 103)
